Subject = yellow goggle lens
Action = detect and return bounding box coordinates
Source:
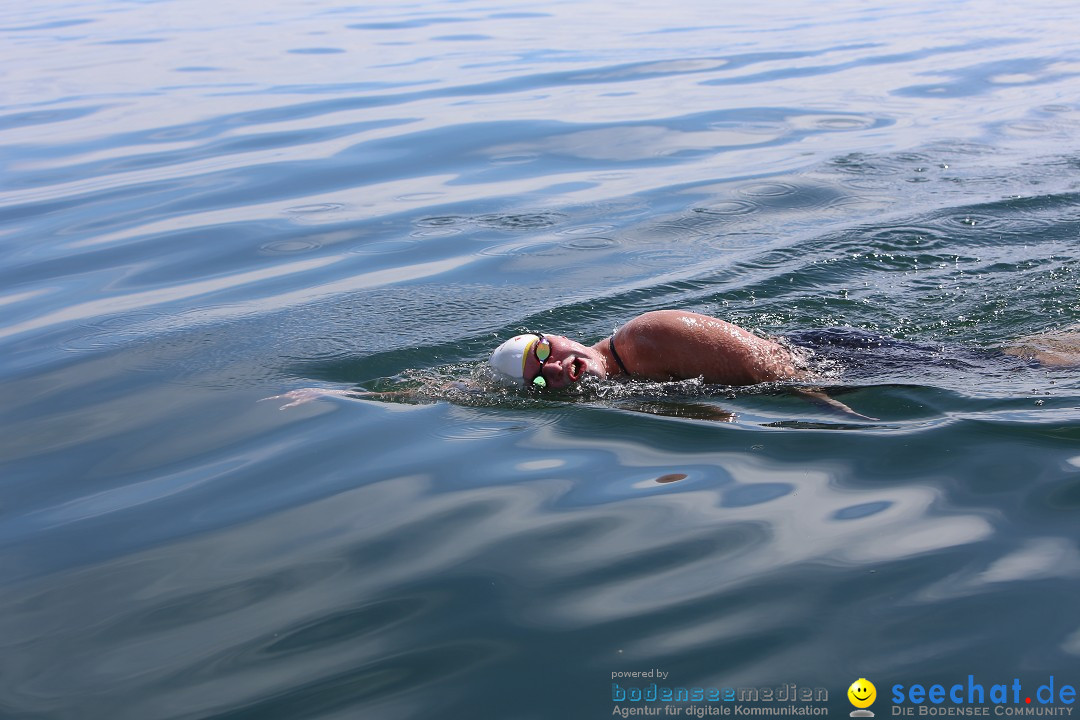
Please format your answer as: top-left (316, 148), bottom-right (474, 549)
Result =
top-left (529, 337), bottom-right (551, 389)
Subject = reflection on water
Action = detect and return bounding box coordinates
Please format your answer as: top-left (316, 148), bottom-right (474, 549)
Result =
top-left (3, 0), bottom-right (1080, 718)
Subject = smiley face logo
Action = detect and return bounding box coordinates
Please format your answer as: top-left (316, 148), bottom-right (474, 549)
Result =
top-left (848, 678), bottom-right (876, 709)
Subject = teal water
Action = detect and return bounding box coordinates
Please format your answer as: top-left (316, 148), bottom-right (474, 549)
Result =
top-left (3, 1), bottom-right (1080, 718)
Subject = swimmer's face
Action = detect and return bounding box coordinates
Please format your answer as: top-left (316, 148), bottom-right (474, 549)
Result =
top-left (523, 334), bottom-right (607, 389)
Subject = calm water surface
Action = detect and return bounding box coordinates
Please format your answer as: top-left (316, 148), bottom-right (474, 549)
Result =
top-left (3, 1), bottom-right (1080, 718)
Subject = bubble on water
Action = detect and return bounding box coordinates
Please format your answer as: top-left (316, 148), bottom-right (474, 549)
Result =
top-left (692, 199), bottom-right (758, 216)
top-left (475, 212), bottom-right (565, 230)
top-left (558, 224), bottom-right (615, 236)
top-left (284, 203), bottom-right (344, 215)
top-left (415, 215), bottom-right (466, 227)
top-left (477, 239), bottom-right (565, 257)
top-left (559, 236), bottom-right (616, 250)
top-left (813, 116), bottom-right (876, 131)
top-left (260, 238), bottom-right (321, 254)
top-left (410, 226), bottom-right (462, 238)
top-left (739, 182), bottom-right (799, 197)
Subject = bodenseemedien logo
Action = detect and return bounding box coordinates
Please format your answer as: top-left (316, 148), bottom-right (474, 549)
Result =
top-left (849, 678), bottom-right (877, 717)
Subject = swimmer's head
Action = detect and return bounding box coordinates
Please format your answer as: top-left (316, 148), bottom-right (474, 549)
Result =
top-left (489, 333), bottom-right (607, 390)
top-left (488, 334), bottom-right (541, 386)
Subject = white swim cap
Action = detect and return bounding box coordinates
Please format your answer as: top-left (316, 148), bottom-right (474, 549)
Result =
top-left (489, 334), bottom-right (540, 385)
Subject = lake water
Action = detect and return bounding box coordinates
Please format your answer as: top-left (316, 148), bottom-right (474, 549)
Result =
top-left (3, 1), bottom-right (1080, 718)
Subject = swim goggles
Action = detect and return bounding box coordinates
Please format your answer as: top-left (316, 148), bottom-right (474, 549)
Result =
top-left (526, 335), bottom-right (552, 388)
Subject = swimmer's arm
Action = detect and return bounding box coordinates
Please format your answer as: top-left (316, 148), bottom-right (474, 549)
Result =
top-left (794, 388), bottom-right (878, 421)
top-left (263, 381), bottom-right (478, 409)
top-left (261, 388), bottom-right (402, 408)
top-left (614, 399), bottom-right (736, 423)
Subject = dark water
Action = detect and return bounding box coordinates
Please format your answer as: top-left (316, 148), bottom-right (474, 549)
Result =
top-left (3, 1), bottom-right (1080, 718)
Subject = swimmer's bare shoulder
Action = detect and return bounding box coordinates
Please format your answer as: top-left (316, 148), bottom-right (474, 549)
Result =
top-left (612, 310), bottom-right (805, 385)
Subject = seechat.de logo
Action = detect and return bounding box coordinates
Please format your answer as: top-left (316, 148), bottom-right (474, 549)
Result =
top-left (849, 678), bottom-right (877, 718)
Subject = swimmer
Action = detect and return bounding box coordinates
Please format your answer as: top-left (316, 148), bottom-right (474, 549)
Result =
top-left (491, 312), bottom-right (1080, 390)
top-left (268, 310), bottom-right (819, 416)
top-left (488, 309), bottom-right (805, 389)
top-left (487, 311), bottom-right (1080, 420)
top-left (267, 313), bottom-right (1079, 418)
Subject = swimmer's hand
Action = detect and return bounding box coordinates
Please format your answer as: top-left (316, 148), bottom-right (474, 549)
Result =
top-left (1002, 325), bottom-right (1080, 367)
top-left (261, 387), bottom-right (414, 409)
top-left (262, 381), bottom-right (478, 409)
top-left (795, 388), bottom-right (878, 421)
